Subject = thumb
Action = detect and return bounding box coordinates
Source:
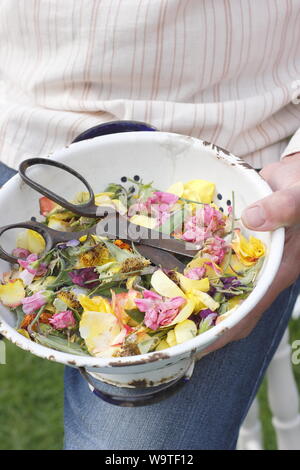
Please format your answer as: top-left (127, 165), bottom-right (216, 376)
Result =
top-left (241, 185), bottom-right (300, 231)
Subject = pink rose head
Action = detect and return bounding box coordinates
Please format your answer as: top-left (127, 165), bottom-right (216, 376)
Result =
top-left (144, 191), bottom-right (179, 227)
top-left (202, 205), bottom-right (225, 232)
top-left (127, 202), bottom-right (148, 217)
top-left (203, 236), bottom-right (229, 264)
top-left (148, 191), bottom-right (178, 206)
top-left (49, 310), bottom-right (76, 330)
top-left (182, 205), bottom-right (225, 243)
top-left (135, 292), bottom-right (185, 330)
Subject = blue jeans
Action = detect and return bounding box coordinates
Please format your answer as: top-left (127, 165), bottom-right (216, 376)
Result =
top-left (0, 162), bottom-right (299, 450)
top-left (63, 280), bottom-right (300, 450)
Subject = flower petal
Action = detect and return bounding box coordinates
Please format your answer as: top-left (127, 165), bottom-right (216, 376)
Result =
top-left (0, 280), bottom-right (25, 307)
top-left (174, 319), bottom-right (197, 344)
top-left (150, 269), bottom-right (185, 298)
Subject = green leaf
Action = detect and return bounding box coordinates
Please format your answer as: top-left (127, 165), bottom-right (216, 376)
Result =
top-left (138, 336), bottom-right (160, 354)
top-left (13, 306), bottom-right (25, 329)
top-left (125, 308), bottom-right (145, 324)
top-left (33, 332), bottom-right (88, 356)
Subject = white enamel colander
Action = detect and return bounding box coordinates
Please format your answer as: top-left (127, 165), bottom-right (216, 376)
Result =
top-left (0, 121), bottom-right (284, 406)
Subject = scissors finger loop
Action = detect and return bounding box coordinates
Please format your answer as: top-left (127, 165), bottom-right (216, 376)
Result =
top-left (19, 158), bottom-right (97, 217)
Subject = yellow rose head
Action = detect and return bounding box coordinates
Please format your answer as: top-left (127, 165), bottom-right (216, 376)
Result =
top-left (231, 229), bottom-right (265, 266)
top-left (79, 310), bottom-right (122, 356)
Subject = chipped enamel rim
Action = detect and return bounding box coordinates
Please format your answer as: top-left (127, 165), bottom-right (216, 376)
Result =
top-left (0, 131), bottom-right (285, 369)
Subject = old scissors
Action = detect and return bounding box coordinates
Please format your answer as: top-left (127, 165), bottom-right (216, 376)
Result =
top-left (0, 157), bottom-right (200, 270)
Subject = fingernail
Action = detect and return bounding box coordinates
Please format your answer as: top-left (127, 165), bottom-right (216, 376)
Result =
top-left (242, 205), bottom-right (266, 228)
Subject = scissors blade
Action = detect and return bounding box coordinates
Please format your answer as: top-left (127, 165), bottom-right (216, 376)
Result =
top-left (135, 236), bottom-right (200, 258)
top-left (135, 244), bottom-right (186, 272)
top-left (95, 215), bottom-right (201, 258)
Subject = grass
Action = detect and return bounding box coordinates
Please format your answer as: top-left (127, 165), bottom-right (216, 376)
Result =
top-left (0, 319), bottom-right (299, 450)
top-left (0, 340), bottom-right (64, 450)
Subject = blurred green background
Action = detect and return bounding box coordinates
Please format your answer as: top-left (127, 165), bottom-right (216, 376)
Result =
top-left (0, 319), bottom-right (299, 450)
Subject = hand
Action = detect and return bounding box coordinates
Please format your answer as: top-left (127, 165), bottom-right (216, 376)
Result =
top-left (200, 153), bottom-right (300, 356)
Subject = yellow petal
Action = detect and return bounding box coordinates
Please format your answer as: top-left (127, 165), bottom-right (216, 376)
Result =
top-left (129, 215), bottom-right (157, 229)
top-left (183, 179), bottom-right (215, 204)
top-left (94, 193), bottom-right (114, 206)
top-left (220, 254), bottom-right (247, 276)
top-left (0, 280), bottom-right (25, 307)
top-left (155, 339), bottom-right (170, 351)
top-left (177, 273), bottom-right (210, 293)
top-left (16, 229), bottom-right (46, 254)
top-left (79, 310), bottom-right (121, 355)
top-left (17, 329), bottom-right (31, 339)
top-left (227, 296), bottom-right (243, 309)
top-left (112, 199), bottom-right (127, 215)
top-left (78, 294), bottom-right (113, 314)
top-left (166, 182), bottom-right (184, 197)
top-left (174, 320), bottom-right (197, 344)
top-left (185, 290), bottom-right (206, 311)
top-left (166, 329), bottom-right (177, 347)
top-left (94, 193), bottom-right (127, 215)
top-left (78, 234), bottom-right (103, 243)
top-left (167, 298), bottom-right (195, 326)
top-left (47, 217), bottom-right (71, 232)
top-left (186, 289), bottom-right (219, 312)
top-left (151, 269), bottom-right (185, 298)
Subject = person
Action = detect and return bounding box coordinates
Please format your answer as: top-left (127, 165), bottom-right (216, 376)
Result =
top-left (0, 0), bottom-right (300, 450)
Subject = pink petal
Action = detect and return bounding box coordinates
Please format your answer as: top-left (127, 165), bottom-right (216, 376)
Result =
top-left (49, 310), bottom-right (76, 329)
top-left (142, 290), bottom-right (162, 300)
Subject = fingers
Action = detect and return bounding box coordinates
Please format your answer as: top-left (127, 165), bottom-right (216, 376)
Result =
top-left (241, 184), bottom-right (300, 230)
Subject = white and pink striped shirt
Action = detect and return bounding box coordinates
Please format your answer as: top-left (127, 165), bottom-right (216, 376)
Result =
top-left (0, 0), bottom-right (300, 170)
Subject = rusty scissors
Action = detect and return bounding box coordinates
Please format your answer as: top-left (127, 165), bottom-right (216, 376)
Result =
top-left (0, 123), bottom-right (199, 270)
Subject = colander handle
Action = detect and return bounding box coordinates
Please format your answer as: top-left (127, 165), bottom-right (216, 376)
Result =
top-left (71, 120), bottom-right (157, 143)
top-left (79, 359), bottom-right (195, 407)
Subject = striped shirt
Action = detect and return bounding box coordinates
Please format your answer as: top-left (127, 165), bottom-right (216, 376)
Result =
top-left (0, 0), bottom-right (300, 170)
